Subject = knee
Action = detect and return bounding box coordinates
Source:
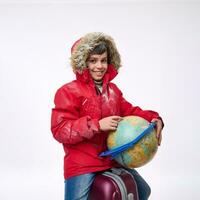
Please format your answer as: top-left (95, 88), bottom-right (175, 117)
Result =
top-left (145, 183), bottom-right (151, 198)
top-left (140, 183), bottom-right (151, 200)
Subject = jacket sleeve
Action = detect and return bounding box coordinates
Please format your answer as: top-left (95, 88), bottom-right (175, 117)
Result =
top-left (119, 90), bottom-right (161, 122)
top-left (51, 87), bottom-right (100, 144)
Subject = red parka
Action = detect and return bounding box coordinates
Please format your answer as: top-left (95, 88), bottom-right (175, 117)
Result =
top-left (51, 64), bottom-right (160, 179)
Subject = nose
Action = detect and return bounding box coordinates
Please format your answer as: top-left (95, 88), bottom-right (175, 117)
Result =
top-left (96, 61), bottom-right (103, 69)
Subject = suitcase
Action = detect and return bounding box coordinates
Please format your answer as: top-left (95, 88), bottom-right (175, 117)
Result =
top-left (89, 168), bottom-right (139, 200)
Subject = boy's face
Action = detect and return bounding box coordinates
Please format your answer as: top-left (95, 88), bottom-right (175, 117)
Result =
top-left (87, 52), bottom-right (108, 81)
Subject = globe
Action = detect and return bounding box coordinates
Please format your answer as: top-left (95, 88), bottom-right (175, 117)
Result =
top-left (107, 116), bottom-right (158, 168)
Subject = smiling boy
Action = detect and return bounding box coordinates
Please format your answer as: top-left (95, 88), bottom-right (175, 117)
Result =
top-left (51, 32), bottom-right (163, 200)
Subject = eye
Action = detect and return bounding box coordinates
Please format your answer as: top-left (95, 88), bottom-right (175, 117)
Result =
top-left (101, 58), bottom-right (107, 63)
top-left (89, 59), bottom-right (96, 64)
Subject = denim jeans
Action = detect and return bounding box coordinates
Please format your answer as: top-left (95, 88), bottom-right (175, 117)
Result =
top-left (64, 169), bottom-right (151, 200)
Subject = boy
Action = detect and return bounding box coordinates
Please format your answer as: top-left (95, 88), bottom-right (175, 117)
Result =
top-left (51, 32), bottom-right (163, 200)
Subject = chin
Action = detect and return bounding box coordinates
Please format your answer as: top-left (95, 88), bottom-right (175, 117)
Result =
top-left (93, 75), bottom-right (103, 81)
top-left (94, 78), bottom-right (102, 81)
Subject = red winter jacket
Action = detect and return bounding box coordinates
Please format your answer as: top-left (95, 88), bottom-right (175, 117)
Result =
top-left (51, 64), bottom-right (160, 179)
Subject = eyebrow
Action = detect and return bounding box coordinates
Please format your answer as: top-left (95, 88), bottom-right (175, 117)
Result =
top-left (89, 55), bottom-right (107, 59)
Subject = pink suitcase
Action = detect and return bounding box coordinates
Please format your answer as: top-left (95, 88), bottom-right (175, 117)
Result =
top-left (89, 168), bottom-right (139, 200)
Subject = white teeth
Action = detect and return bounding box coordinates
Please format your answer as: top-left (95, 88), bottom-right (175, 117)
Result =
top-left (94, 72), bottom-right (103, 74)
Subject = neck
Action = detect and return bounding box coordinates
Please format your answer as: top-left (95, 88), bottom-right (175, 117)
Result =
top-left (94, 79), bottom-right (103, 86)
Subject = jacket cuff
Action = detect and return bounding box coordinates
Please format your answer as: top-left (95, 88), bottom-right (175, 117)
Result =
top-left (87, 118), bottom-right (101, 133)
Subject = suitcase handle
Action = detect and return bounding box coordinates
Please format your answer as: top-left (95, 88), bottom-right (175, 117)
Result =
top-left (106, 168), bottom-right (137, 200)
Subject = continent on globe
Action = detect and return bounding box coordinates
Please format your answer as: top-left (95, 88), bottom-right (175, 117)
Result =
top-left (106, 116), bottom-right (158, 168)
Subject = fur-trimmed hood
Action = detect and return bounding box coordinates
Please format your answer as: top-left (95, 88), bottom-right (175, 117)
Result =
top-left (70, 32), bottom-right (121, 72)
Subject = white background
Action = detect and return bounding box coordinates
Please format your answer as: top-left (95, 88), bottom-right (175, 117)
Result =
top-left (0, 0), bottom-right (200, 199)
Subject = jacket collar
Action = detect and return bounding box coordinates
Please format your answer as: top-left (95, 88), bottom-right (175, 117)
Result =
top-left (75, 64), bottom-right (118, 84)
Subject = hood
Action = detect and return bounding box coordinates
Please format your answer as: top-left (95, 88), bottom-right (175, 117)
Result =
top-left (70, 32), bottom-right (122, 73)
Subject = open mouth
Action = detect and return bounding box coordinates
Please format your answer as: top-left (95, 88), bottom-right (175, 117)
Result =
top-left (94, 71), bottom-right (104, 76)
top-left (93, 70), bottom-right (104, 73)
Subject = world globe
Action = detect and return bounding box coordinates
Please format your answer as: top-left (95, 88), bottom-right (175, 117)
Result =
top-left (106, 116), bottom-right (158, 168)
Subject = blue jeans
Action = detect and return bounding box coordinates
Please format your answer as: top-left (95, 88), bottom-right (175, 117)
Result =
top-left (64, 169), bottom-right (151, 200)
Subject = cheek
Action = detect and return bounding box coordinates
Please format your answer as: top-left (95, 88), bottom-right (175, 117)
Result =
top-left (88, 67), bottom-right (95, 77)
top-left (87, 64), bottom-right (94, 71)
top-left (103, 65), bottom-right (108, 71)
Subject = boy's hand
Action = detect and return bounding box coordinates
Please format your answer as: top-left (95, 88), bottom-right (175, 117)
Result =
top-left (151, 118), bottom-right (163, 146)
top-left (99, 116), bottom-right (122, 132)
